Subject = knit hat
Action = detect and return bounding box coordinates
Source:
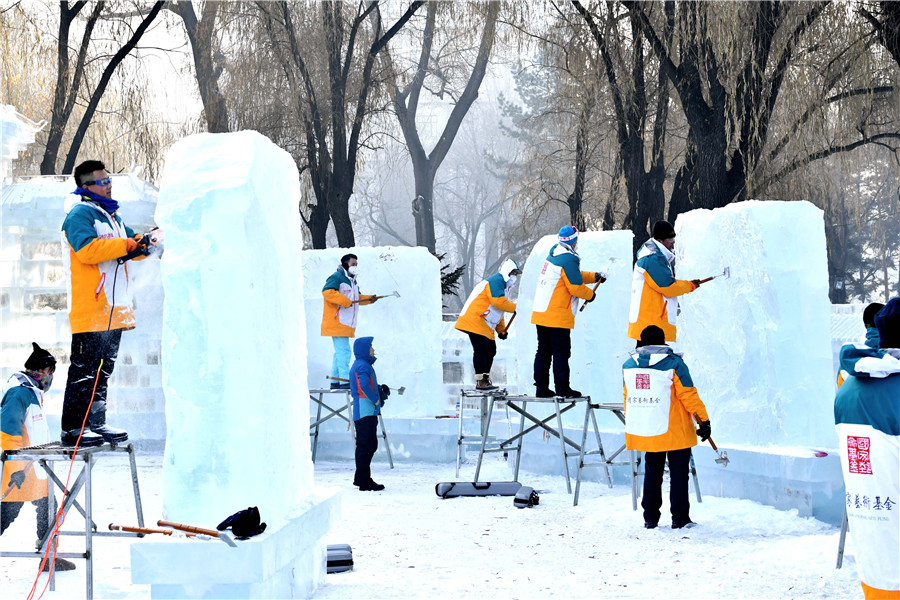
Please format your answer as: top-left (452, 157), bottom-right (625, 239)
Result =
top-left (558, 226), bottom-right (578, 245)
top-left (863, 302), bottom-right (885, 328)
top-left (637, 325), bottom-right (666, 347)
top-left (24, 342), bottom-right (56, 370)
top-left (874, 297), bottom-right (900, 349)
top-left (652, 220), bottom-right (676, 240)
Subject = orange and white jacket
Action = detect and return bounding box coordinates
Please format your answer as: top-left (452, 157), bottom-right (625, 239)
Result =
top-left (455, 271), bottom-right (516, 340)
top-left (530, 244), bottom-right (597, 330)
top-left (623, 346), bottom-right (709, 453)
top-left (1, 373), bottom-right (51, 503)
top-left (627, 238), bottom-right (695, 342)
top-left (321, 267), bottom-right (375, 337)
top-left (61, 195), bottom-right (143, 334)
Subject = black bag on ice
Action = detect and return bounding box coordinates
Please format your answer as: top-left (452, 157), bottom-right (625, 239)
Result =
top-left (217, 506), bottom-right (267, 540)
top-left (435, 481), bottom-right (522, 498)
top-left (513, 487), bottom-right (540, 509)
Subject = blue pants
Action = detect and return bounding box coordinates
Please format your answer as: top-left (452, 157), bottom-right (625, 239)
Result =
top-left (331, 337), bottom-right (351, 381)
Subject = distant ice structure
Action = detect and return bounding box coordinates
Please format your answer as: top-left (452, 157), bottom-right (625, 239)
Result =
top-left (155, 131), bottom-right (312, 523)
top-left (0, 104), bottom-right (45, 183)
top-left (676, 200), bottom-right (836, 450)
top-left (303, 247), bottom-right (443, 417)
top-left (514, 231), bottom-right (634, 424)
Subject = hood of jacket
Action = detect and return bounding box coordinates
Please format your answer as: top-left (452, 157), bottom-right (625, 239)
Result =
top-left (353, 336), bottom-right (376, 363)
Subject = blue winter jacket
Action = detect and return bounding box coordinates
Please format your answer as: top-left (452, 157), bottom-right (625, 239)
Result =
top-left (350, 337), bottom-right (381, 421)
top-left (864, 326), bottom-right (880, 349)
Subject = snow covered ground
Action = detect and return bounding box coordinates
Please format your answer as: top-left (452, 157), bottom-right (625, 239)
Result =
top-left (1, 452), bottom-right (863, 599)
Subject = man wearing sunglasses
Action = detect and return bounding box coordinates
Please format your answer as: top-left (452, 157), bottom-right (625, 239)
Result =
top-left (59, 160), bottom-right (148, 446)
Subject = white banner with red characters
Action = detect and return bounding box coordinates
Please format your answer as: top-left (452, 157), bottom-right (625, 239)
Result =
top-left (836, 423), bottom-right (900, 593)
top-left (624, 367), bottom-right (673, 437)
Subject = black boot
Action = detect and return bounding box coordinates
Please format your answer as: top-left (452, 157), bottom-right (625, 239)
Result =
top-left (556, 387), bottom-right (582, 399)
top-left (61, 428), bottom-right (104, 447)
top-left (535, 386), bottom-right (556, 398)
top-left (88, 402), bottom-right (128, 443)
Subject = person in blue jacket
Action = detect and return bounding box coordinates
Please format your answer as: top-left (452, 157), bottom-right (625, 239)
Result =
top-left (349, 337), bottom-right (390, 491)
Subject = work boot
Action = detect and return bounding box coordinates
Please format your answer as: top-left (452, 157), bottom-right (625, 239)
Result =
top-left (87, 402), bottom-right (128, 443)
top-left (672, 520), bottom-right (696, 529)
top-left (556, 387), bottom-right (582, 399)
top-left (643, 521), bottom-right (658, 529)
top-left (60, 428), bottom-right (104, 447)
top-left (359, 481), bottom-right (385, 491)
top-left (535, 387), bottom-right (556, 398)
top-left (476, 374), bottom-right (498, 391)
top-left (43, 558), bottom-right (76, 572)
top-left (330, 381), bottom-right (350, 390)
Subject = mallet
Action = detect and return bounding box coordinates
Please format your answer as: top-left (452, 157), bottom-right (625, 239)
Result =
top-left (327, 376), bottom-right (405, 395)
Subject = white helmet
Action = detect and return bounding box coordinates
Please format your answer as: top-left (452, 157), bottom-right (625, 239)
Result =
top-left (499, 258), bottom-right (521, 281)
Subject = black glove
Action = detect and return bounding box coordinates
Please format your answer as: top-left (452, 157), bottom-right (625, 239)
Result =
top-left (497, 331), bottom-right (508, 340)
top-left (217, 506), bottom-right (266, 540)
top-left (585, 289), bottom-right (597, 303)
top-left (696, 420), bottom-right (711, 442)
top-left (9, 470), bottom-right (26, 489)
top-left (595, 272), bottom-right (607, 283)
top-left (379, 384), bottom-right (390, 403)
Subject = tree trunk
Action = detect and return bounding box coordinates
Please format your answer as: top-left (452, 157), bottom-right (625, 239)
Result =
top-left (412, 170), bottom-right (437, 253)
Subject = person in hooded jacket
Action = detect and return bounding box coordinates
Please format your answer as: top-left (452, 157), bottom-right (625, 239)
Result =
top-left (627, 220), bottom-right (700, 343)
top-left (623, 325), bottom-right (710, 530)
top-left (1, 343), bottom-right (75, 571)
top-left (322, 254), bottom-right (378, 389)
top-left (834, 298), bottom-right (899, 600)
top-left (349, 337), bottom-right (390, 491)
top-left (455, 258), bottom-right (521, 391)
top-left (531, 226), bottom-right (606, 398)
top-left (837, 302), bottom-right (884, 388)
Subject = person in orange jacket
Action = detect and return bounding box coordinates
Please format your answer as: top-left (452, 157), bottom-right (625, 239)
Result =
top-left (624, 325), bottom-right (710, 529)
top-left (627, 220), bottom-right (701, 343)
top-left (531, 226), bottom-right (606, 398)
top-left (321, 254), bottom-right (378, 389)
top-left (455, 258), bottom-right (521, 391)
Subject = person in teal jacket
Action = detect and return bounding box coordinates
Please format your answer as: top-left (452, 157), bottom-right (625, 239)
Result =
top-left (862, 302), bottom-right (884, 349)
top-left (834, 298), bottom-right (899, 599)
top-left (350, 337), bottom-right (389, 491)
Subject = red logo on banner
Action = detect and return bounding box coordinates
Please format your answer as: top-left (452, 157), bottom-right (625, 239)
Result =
top-left (636, 373), bottom-right (651, 390)
top-left (847, 436), bottom-right (872, 475)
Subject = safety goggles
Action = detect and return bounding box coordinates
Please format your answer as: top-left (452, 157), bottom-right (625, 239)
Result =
top-left (84, 177), bottom-right (112, 186)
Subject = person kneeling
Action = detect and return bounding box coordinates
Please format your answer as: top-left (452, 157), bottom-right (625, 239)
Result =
top-left (350, 337), bottom-right (389, 492)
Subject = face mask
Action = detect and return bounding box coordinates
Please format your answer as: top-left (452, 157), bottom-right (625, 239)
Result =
top-left (507, 275), bottom-right (518, 287)
top-left (348, 265), bottom-right (359, 276)
top-left (27, 370), bottom-right (53, 391)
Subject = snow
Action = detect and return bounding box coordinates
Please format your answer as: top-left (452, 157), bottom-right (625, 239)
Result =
top-left (513, 231), bottom-right (634, 426)
top-left (302, 247), bottom-right (444, 417)
top-left (154, 131), bottom-right (312, 524)
top-left (675, 201), bottom-right (837, 450)
top-left (0, 454), bottom-right (864, 599)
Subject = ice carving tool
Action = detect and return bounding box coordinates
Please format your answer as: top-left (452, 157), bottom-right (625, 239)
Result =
top-left (158, 520), bottom-right (237, 547)
top-left (579, 258), bottom-right (616, 312)
top-left (693, 414), bottom-right (729, 467)
top-left (109, 523), bottom-right (211, 540)
top-left (326, 375), bottom-right (405, 395)
top-left (697, 266), bottom-right (731, 285)
top-left (352, 290), bottom-right (400, 304)
top-left (504, 311), bottom-right (517, 332)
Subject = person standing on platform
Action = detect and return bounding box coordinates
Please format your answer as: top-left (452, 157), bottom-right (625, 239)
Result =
top-left (834, 298), bottom-right (899, 600)
top-left (349, 336), bottom-right (389, 491)
top-left (1, 343), bottom-right (75, 571)
top-left (322, 254), bottom-right (378, 390)
top-left (61, 160), bottom-right (153, 446)
top-left (455, 258), bottom-right (521, 391)
top-left (627, 220), bottom-right (700, 343)
top-left (531, 226), bottom-right (605, 398)
top-left (623, 325), bottom-right (710, 530)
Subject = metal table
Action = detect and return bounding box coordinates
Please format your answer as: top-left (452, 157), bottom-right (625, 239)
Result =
top-left (309, 388), bottom-right (394, 468)
top-left (475, 395), bottom-right (602, 494)
top-left (0, 441), bottom-right (145, 600)
top-left (455, 388), bottom-right (508, 477)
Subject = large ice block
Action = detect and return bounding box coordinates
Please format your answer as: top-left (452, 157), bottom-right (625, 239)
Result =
top-left (155, 131), bottom-right (312, 524)
top-left (675, 200), bottom-right (836, 450)
top-left (513, 231), bottom-right (634, 423)
top-left (303, 247), bottom-right (443, 417)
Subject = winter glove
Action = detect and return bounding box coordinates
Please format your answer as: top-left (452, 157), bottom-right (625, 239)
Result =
top-left (9, 470), bottom-right (26, 489)
top-left (217, 506), bottom-right (266, 540)
top-left (585, 289), bottom-right (597, 303)
top-left (690, 279), bottom-right (702, 288)
top-left (379, 384), bottom-right (390, 403)
top-left (497, 330), bottom-right (508, 340)
top-left (125, 238), bottom-right (139, 253)
top-left (696, 420), bottom-right (711, 442)
top-left (595, 272), bottom-right (607, 283)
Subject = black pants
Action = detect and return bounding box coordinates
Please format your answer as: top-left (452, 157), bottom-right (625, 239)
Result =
top-left (467, 332), bottom-right (497, 374)
top-left (0, 495), bottom-right (54, 539)
top-left (641, 448), bottom-right (692, 525)
top-left (62, 330), bottom-right (123, 432)
top-left (353, 416), bottom-right (379, 486)
top-left (533, 325), bottom-right (571, 389)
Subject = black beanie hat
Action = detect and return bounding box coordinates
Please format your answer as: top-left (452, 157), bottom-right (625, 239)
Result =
top-left (863, 302), bottom-right (885, 328)
top-left (24, 342), bottom-right (56, 370)
top-left (639, 325), bottom-right (666, 347)
top-left (652, 220), bottom-right (676, 240)
top-left (874, 298), bottom-right (900, 349)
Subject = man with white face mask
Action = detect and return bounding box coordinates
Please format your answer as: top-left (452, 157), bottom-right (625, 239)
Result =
top-left (455, 259), bottom-right (521, 390)
top-left (321, 254), bottom-right (378, 388)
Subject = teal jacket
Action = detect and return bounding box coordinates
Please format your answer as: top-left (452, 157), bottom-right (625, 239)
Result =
top-left (350, 337), bottom-right (382, 420)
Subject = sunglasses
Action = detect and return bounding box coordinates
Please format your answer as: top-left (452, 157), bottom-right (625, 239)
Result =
top-left (84, 177), bottom-right (112, 186)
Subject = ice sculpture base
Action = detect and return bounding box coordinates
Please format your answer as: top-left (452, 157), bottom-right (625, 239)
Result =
top-left (131, 488), bottom-right (340, 599)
